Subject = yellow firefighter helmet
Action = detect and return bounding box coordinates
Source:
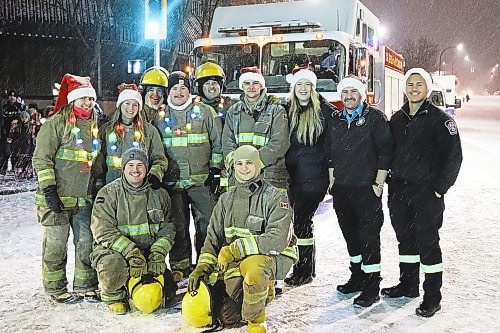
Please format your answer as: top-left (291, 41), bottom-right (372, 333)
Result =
top-left (195, 62), bottom-right (225, 83)
top-left (181, 280), bottom-right (213, 327)
top-left (140, 67), bottom-right (169, 88)
top-left (128, 274), bottom-right (164, 314)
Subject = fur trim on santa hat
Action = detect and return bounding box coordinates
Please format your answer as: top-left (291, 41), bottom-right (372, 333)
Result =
top-left (53, 74), bottom-right (96, 115)
top-left (116, 84), bottom-right (143, 110)
top-left (286, 68), bottom-right (317, 89)
top-left (239, 67), bottom-right (266, 90)
top-left (403, 68), bottom-right (433, 97)
top-left (337, 77), bottom-right (367, 101)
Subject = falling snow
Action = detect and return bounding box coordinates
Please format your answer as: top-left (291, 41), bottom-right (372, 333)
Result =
top-left (1, 96), bottom-right (500, 332)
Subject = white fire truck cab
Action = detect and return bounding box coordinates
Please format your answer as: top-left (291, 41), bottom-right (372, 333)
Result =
top-left (191, 0), bottom-right (404, 114)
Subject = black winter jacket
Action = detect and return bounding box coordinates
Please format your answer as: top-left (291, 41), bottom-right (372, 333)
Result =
top-left (285, 96), bottom-right (335, 192)
top-left (389, 100), bottom-right (462, 194)
top-left (326, 103), bottom-right (394, 186)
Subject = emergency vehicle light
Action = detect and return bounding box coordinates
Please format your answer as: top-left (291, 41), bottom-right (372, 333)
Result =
top-left (248, 27), bottom-right (272, 38)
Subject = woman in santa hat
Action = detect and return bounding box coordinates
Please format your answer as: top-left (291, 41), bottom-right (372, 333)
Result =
top-left (93, 83), bottom-right (168, 187)
top-left (32, 74), bottom-right (100, 303)
top-left (284, 67), bottom-right (335, 286)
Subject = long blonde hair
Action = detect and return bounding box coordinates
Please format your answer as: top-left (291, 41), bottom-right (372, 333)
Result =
top-left (289, 89), bottom-right (323, 145)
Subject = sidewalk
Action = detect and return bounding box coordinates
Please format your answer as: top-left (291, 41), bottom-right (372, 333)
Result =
top-left (0, 171), bottom-right (37, 195)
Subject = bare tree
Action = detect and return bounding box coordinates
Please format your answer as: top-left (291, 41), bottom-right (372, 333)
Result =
top-left (399, 37), bottom-right (439, 73)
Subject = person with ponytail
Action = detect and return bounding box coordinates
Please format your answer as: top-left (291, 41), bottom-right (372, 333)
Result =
top-left (284, 67), bottom-right (335, 286)
top-left (32, 74), bottom-right (100, 303)
top-left (93, 83), bottom-right (167, 187)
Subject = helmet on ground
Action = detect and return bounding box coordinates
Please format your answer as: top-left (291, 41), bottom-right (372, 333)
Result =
top-left (195, 62), bottom-right (225, 83)
top-left (128, 274), bottom-right (164, 314)
top-left (181, 280), bottom-right (213, 327)
top-left (140, 67), bottom-right (170, 89)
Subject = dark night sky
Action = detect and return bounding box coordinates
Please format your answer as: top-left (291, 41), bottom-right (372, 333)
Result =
top-left (361, 0), bottom-right (500, 92)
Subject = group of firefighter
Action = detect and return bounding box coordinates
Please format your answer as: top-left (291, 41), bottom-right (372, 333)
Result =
top-left (32, 60), bottom-right (462, 332)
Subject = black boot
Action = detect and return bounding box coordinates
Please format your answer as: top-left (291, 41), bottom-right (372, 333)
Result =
top-left (416, 272), bottom-right (442, 317)
top-left (337, 263), bottom-right (364, 294)
top-left (381, 263), bottom-right (420, 298)
top-left (416, 302), bottom-right (441, 317)
top-left (285, 245), bottom-right (315, 286)
top-left (354, 273), bottom-right (381, 307)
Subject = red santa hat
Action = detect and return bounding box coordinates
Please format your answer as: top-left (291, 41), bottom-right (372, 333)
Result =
top-left (53, 74), bottom-right (96, 115)
top-left (286, 67), bottom-right (317, 89)
top-left (403, 68), bottom-right (433, 97)
top-left (116, 83), bottom-right (143, 110)
top-left (337, 77), bottom-right (367, 102)
top-left (239, 67), bottom-right (266, 90)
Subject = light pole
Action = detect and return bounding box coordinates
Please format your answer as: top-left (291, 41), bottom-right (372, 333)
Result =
top-left (438, 43), bottom-right (463, 75)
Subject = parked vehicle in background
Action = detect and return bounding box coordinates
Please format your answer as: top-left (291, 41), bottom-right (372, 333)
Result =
top-left (432, 75), bottom-right (461, 116)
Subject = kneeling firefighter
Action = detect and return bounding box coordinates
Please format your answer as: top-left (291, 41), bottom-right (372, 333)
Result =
top-left (182, 145), bottom-right (298, 332)
top-left (90, 148), bottom-right (177, 314)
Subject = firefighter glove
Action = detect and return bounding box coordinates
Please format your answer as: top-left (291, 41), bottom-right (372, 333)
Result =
top-left (217, 246), bottom-right (235, 272)
top-left (125, 247), bottom-right (147, 278)
top-left (42, 185), bottom-right (64, 213)
top-left (188, 264), bottom-right (211, 292)
top-left (204, 168), bottom-right (221, 194)
top-left (148, 173), bottom-right (162, 190)
top-left (148, 251), bottom-right (166, 276)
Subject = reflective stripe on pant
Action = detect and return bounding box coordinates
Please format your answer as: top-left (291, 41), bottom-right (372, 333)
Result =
top-left (332, 184), bottom-right (383, 273)
top-left (37, 204), bottom-right (97, 294)
top-left (288, 189), bottom-right (324, 277)
top-left (388, 181), bottom-right (445, 299)
top-left (239, 255), bottom-right (275, 323)
top-left (169, 186), bottom-right (215, 271)
top-left (91, 248), bottom-right (128, 303)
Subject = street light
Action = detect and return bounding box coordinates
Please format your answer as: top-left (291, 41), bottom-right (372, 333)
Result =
top-left (438, 43), bottom-right (464, 75)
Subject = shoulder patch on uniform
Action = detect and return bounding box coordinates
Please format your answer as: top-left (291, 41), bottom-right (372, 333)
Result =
top-left (95, 197), bottom-right (105, 204)
top-left (444, 119), bottom-right (458, 135)
top-left (280, 202), bottom-right (290, 209)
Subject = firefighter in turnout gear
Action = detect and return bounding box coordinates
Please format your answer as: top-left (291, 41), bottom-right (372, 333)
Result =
top-left (382, 68), bottom-right (463, 317)
top-left (151, 71), bottom-right (223, 277)
top-left (222, 67), bottom-right (290, 191)
top-left (90, 148), bottom-right (177, 314)
top-left (92, 84), bottom-right (167, 186)
top-left (193, 62), bottom-right (237, 127)
top-left (284, 68), bottom-right (333, 287)
top-left (32, 74), bottom-right (100, 303)
top-left (194, 62), bottom-right (238, 198)
top-left (186, 145), bottom-right (298, 332)
top-left (139, 66), bottom-right (169, 123)
top-left (326, 77), bottom-right (394, 307)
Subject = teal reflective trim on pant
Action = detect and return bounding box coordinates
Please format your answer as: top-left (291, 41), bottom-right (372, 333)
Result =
top-left (280, 246), bottom-right (299, 261)
top-left (400, 254), bottom-right (421, 263)
top-left (296, 238), bottom-right (314, 246)
top-left (421, 263), bottom-right (443, 273)
top-left (101, 290), bottom-right (127, 303)
top-left (361, 263), bottom-right (381, 273)
top-left (350, 255), bottom-right (362, 263)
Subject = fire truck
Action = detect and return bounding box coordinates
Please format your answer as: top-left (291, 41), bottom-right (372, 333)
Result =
top-left (191, 0), bottom-right (405, 115)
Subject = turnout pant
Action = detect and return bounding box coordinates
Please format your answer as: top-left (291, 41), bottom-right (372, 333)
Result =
top-left (37, 203), bottom-right (97, 296)
top-left (90, 247), bottom-right (176, 305)
top-left (332, 184), bottom-right (384, 274)
top-left (222, 255), bottom-right (276, 324)
top-left (169, 186), bottom-right (215, 273)
top-left (388, 181), bottom-right (445, 305)
top-left (288, 187), bottom-right (325, 278)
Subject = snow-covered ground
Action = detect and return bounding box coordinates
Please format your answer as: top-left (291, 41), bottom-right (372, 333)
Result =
top-left (1, 97), bottom-right (500, 333)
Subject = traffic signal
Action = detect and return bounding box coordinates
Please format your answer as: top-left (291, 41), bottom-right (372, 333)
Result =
top-left (145, 0), bottom-right (167, 39)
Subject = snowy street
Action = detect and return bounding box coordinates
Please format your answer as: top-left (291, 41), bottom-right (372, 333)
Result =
top-left (1, 96), bottom-right (499, 333)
